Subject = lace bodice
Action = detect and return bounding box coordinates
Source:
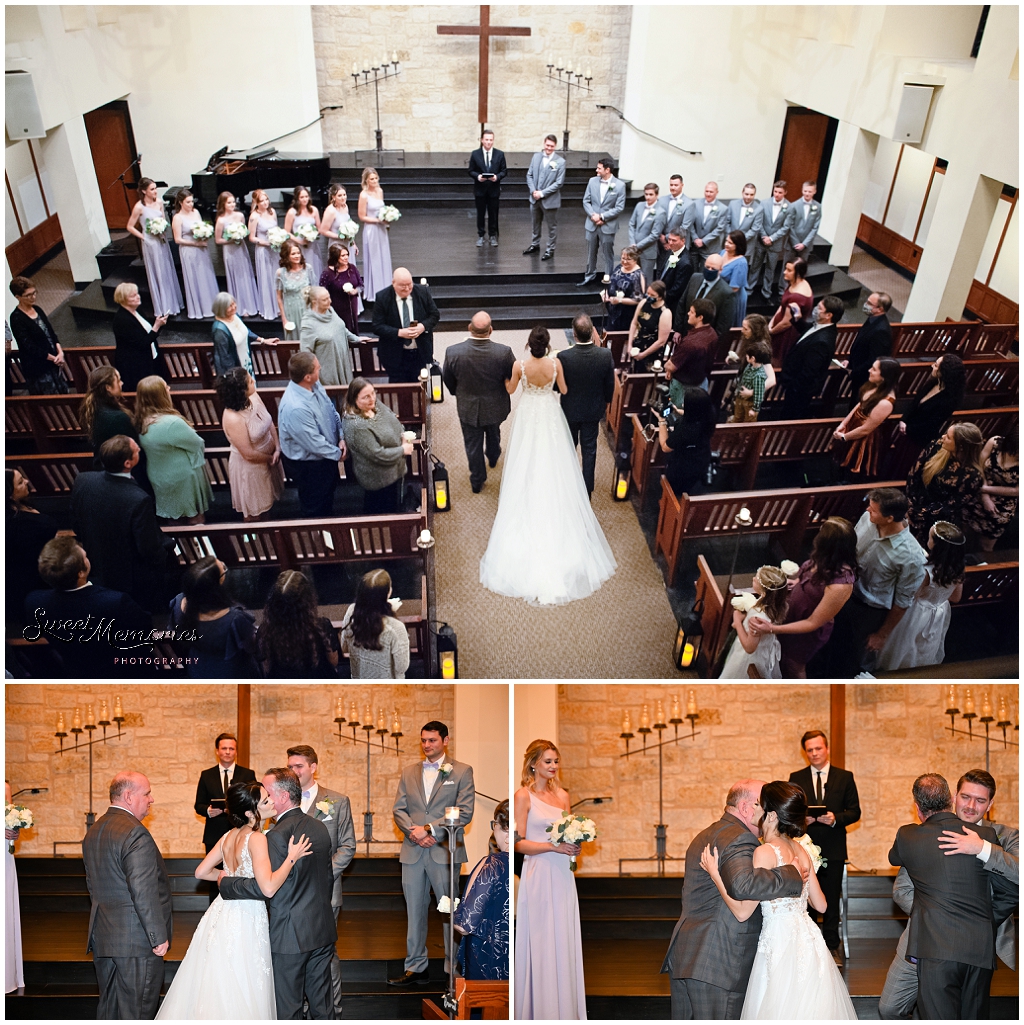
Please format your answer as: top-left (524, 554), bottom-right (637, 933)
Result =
top-left (759, 842), bottom-right (809, 918)
top-left (519, 359), bottom-right (559, 398)
top-left (223, 830), bottom-right (256, 879)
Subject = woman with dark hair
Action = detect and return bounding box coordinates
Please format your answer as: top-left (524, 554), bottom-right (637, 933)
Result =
top-left (8, 276), bottom-right (69, 395)
top-left (214, 192), bottom-right (259, 317)
top-left (248, 189), bottom-right (280, 320)
top-left (720, 229), bottom-right (750, 327)
top-left (454, 798), bottom-right (510, 981)
top-left (342, 378), bottom-right (412, 514)
top-left (627, 279), bottom-right (672, 370)
top-left (320, 242), bottom-right (364, 333)
top-left (657, 386), bottom-right (718, 497)
top-left (125, 177), bottom-right (183, 317)
top-left (340, 569), bottom-right (410, 678)
top-left (832, 357), bottom-right (900, 479)
top-left (169, 557), bottom-right (259, 678)
top-left (894, 353), bottom-right (966, 470)
top-left (6, 468), bottom-right (57, 624)
top-left (965, 430), bottom-right (1018, 551)
top-left (752, 517), bottom-right (858, 678)
top-left (158, 780), bottom-right (312, 1020)
top-left (171, 188), bottom-right (218, 319)
top-left (906, 422), bottom-right (985, 543)
top-left (276, 239), bottom-right (312, 340)
top-left (700, 780), bottom-right (857, 1019)
top-left (479, 326), bottom-right (617, 605)
top-left (768, 257), bottom-right (813, 363)
top-left (603, 246), bottom-right (645, 332)
top-left (259, 570), bottom-right (340, 678)
top-left (79, 366), bottom-right (136, 455)
top-left (217, 367), bottom-right (283, 521)
top-left (320, 184), bottom-right (359, 259)
top-left (284, 185), bottom-right (324, 281)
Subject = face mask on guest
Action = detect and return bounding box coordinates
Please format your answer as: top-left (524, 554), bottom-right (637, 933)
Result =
top-left (702, 267), bottom-right (719, 283)
top-left (812, 306), bottom-right (823, 323)
top-left (862, 301), bottom-right (875, 314)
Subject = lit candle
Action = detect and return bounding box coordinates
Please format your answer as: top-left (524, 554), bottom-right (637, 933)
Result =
top-left (616, 477), bottom-right (628, 499)
top-left (382, 52), bottom-right (389, 67)
top-left (364, 703), bottom-right (372, 726)
top-left (335, 696), bottom-right (345, 720)
top-left (72, 707), bottom-right (82, 730)
top-left (586, 67), bottom-right (592, 79)
top-left (56, 712), bottom-right (65, 732)
top-left (99, 700), bottom-right (108, 722)
top-left (547, 54), bottom-right (553, 66)
top-left (431, 381), bottom-right (442, 401)
top-left (946, 684), bottom-right (956, 710)
top-left (655, 700), bottom-right (665, 724)
top-left (671, 695), bottom-right (681, 719)
top-left (998, 696), bottom-right (1008, 722)
top-left (85, 704), bottom-right (95, 728)
top-left (687, 689), bottom-right (698, 716)
top-left (114, 696), bottom-right (123, 719)
top-left (621, 710), bottom-right (631, 733)
top-left (392, 712), bottom-right (402, 734)
top-left (435, 486), bottom-right (447, 508)
top-left (349, 701), bottom-right (359, 724)
top-left (392, 50), bottom-right (398, 63)
top-left (740, 507), bottom-right (751, 520)
top-left (444, 806), bottom-right (460, 823)
top-left (419, 529), bottom-right (433, 545)
top-left (640, 704), bottom-right (650, 729)
top-left (681, 643), bottom-right (695, 668)
top-left (982, 693), bottom-right (992, 718)
top-left (352, 61), bottom-right (358, 75)
top-left (377, 709), bottom-right (386, 731)
top-left (441, 654), bottom-right (456, 679)
top-left (419, 367), bottom-right (430, 380)
top-left (566, 61), bottom-right (573, 75)
top-left (964, 688), bottom-right (975, 714)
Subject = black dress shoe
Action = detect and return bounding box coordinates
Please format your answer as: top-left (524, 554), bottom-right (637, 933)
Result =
top-left (487, 450), bottom-right (501, 468)
top-left (523, 245), bottom-right (540, 255)
top-left (471, 482), bottom-right (483, 493)
top-left (541, 249), bottom-right (555, 261)
top-left (387, 969), bottom-right (431, 987)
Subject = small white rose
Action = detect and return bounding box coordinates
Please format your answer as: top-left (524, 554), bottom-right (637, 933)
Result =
top-left (436, 896), bottom-right (461, 913)
top-left (731, 592), bottom-right (758, 612)
top-left (283, 320), bottom-right (296, 333)
top-left (342, 283), bottom-right (355, 294)
top-left (780, 560), bottom-right (800, 577)
top-left (440, 762), bottom-right (453, 775)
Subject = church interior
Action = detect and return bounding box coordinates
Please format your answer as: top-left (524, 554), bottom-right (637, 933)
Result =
top-left (4, 4), bottom-right (1020, 681)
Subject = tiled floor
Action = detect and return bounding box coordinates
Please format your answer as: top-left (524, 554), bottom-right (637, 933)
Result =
top-left (848, 244), bottom-right (913, 314)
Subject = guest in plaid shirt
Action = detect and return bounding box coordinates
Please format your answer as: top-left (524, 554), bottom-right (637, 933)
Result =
top-left (728, 339), bottom-right (772, 422)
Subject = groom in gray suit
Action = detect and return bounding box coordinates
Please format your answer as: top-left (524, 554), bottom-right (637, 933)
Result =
top-left (524, 134), bottom-right (566, 259)
top-left (580, 157), bottom-right (626, 285)
top-left (662, 779), bottom-right (805, 1019)
top-left (388, 720), bottom-right (476, 987)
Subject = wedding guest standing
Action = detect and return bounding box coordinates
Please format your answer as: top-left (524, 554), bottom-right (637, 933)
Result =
top-left (320, 184), bottom-right (359, 258)
top-left (217, 367), bottom-right (284, 521)
top-left (321, 243), bottom-right (363, 334)
top-left (259, 571), bottom-right (341, 678)
top-left (628, 280), bottom-right (672, 369)
top-left (603, 246), bottom-right (645, 332)
top-left (112, 281), bottom-right (170, 391)
top-left (134, 375), bottom-right (212, 523)
top-left (300, 286), bottom-right (355, 387)
top-left (843, 292), bottom-right (893, 401)
top-left (719, 230), bottom-right (749, 328)
top-left (372, 267), bottom-right (441, 383)
top-left (893, 353), bottom-right (966, 471)
top-left (172, 188), bottom-right (218, 319)
top-left (249, 189), bottom-right (280, 320)
top-left (832, 357), bottom-right (900, 479)
top-left (8, 277), bottom-right (68, 394)
top-left (214, 192), bottom-right (259, 317)
top-left (966, 431), bottom-right (1019, 551)
top-left (340, 569), bottom-right (411, 679)
top-left (210, 292), bottom-right (279, 378)
top-left (126, 177), bottom-right (183, 317)
top-left (768, 257), bottom-right (813, 363)
top-left (194, 734), bottom-right (257, 856)
top-left (358, 167), bottom-right (393, 300)
top-left (716, 566), bottom-right (788, 679)
top-left (657, 385), bottom-right (718, 497)
top-left (276, 239), bottom-right (313, 341)
top-left (906, 422), bottom-right (985, 543)
top-left (79, 366), bottom-right (136, 458)
top-left (285, 185), bottom-right (324, 282)
top-left (6, 469), bottom-right (58, 622)
top-left (342, 378), bottom-right (413, 514)
top-left (5, 780), bottom-right (24, 994)
top-left (725, 314), bottom-right (776, 392)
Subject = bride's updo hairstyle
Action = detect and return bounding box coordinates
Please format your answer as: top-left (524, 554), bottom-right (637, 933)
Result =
top-left (521, 738), bottom-right (560, 793)
top-left (526, 325), bottom-right (550, 359)
top-left (759, 780), bottom-right (807, 839)
top-left (226, 779), bottom-right (264, 829)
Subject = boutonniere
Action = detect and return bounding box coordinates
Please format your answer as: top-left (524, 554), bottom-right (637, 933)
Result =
top-left (710, 205), bottom-right (718, 214)
top-left (811, 205), bottom-right (818, 212)
top-left (315, 798), bottom-right (336, 820)
top-left (438, 762), bottom-right (453, 778)
top-left (667, 255), bottom-right (679, 267)
top-left (606, 183), bottom-right (615, 192)
top-left (781, 202), bottom-right (789, 209)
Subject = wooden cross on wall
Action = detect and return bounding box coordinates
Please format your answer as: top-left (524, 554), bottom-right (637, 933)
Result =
top-left (437, 5), bottom-right (531, 129)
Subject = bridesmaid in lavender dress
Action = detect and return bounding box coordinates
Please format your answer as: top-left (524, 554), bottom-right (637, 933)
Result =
top-left (358, 167), bottom-right (393, 301)
top-left (514, 741), bottom-right (587, 1021)
top-left (172, 189), bottom-right (218, 319)
top-left (215, 192), bottom-right (259, 317)
top-left (285, 186), bottom-right (324, 283)
top-left (126, 177), bottom-right (183, 316)
top-left (5, 781), bottom-right (24, 994)
top-left (320, 183), bottom-right (360, 259)
top-left (248, 189), bottom-right (280, 321)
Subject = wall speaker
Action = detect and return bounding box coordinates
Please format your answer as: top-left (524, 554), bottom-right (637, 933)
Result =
top-left (892, 84), bottom-right (934, 145)
top-left (5, 71), bottom-right (46, 140)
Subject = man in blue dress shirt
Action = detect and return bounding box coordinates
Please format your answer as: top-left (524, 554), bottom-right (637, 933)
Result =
top-left (278, 351), bottom-right (346, 517)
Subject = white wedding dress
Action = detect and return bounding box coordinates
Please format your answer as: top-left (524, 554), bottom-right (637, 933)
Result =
top-left (156, 831), bottom-right (276, 1020)
top-left (479, 358), bottom-right (616, 605)
top-left (741, 843), bottom-right (857, 1020)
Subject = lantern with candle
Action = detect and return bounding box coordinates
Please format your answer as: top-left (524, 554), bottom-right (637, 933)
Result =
top-left (673, 598), bottom-right (705, 675)
top-left (428, 361), bottom-right (444, 403)
top-left (612, 450), bottom-right (631, 501)
top-left (433, 621), bottom-right (459, 679)
top-left (430, 455), bottom-right (451, 512)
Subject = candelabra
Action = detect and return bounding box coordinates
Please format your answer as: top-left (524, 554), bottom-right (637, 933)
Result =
top-left (544, 57), bottom-right (593, 152)
top-left (942, 686), bottom-right (1018, 773)
top-left (618, 690), bottom-right (701, 876)
top-left (331, 697), bottom-right (405, 854)
top-left (351, 53), bottom-right (403, 156)
top-left (52, 697), bottom-right (128, 835)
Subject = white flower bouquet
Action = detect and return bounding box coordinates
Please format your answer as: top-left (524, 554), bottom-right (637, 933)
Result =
top-left (342, 283), bottom-right (357, 294)
top-left (145, 217), bottom-right (168, 238)
top-left (796, 832), bottom-right (826, 871)
top-left (224, 222), bottom-right (249, 244)
top-left (294, 223), bottom-right (320, 244)
top-left (379, 204), bottom-right (402, 224)
top-left (436, 895), bottom-right (461, 913)
top-left (337, 219), bottom-right (359, 240)
top-left (388, 595), bottom-right (403, 612)
top-left (6, 803), bottom-right (33, 853)
top-left (191, 221), bottom-right (214, 241)
top-left (731, 592), bottom-right (759, 612)
top-left (780, 560), bottom-right (800, 578)
top-left (267, 227), bottom-right (291, 251)
top-left (546, 811), bottom-right (597, 871)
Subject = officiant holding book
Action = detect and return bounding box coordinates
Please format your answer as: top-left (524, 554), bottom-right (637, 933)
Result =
top-left (195, 733), bottom-right (257, 858)
top-left (468, 130), bottom-right (507, 247)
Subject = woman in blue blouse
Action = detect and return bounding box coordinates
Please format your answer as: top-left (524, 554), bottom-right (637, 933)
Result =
top-left (719, 229), bottom-right (750, 328)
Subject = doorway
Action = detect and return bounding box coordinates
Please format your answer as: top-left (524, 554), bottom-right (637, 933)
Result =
top-left (774, 106), bottom-right (839, 202)
top-left (83, 100), bottom-right (141, 229)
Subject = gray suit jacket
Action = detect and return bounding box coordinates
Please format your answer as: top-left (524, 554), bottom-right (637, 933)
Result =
top-left (628, 200), bottom-right (667, 255)
top-left (661, 813), bottom-right (802, 992)
top-left (760, 199), bottom-right (793, 251)
top-left (582, 176), bottom-right (626, 234)
top-left (308, 784), bottom-right (357, 909)
top-left (393, 759), bottom-right (475, 865)
top-left (658, 193), bottom-right (696, 243)
top-left (442, 336), bottom-right (516, 427)
top-left (728, 199), bottom-right (764, 243)
top-left (526, 151), bottom-right (566, 209)
top-left (82, 806), bottom-right (173, 957)
top-left (787, 199), bottom-right (822, 249)
top-left (691, 199), bottom-right (729, 252)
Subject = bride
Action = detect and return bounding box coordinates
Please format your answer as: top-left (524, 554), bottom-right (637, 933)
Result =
top-left (701, 781), bottom-right (857, 1020)
top-left (479, 325), bottom-right (616, 605)
top-left (156, 780), bottom-right (312, 1020)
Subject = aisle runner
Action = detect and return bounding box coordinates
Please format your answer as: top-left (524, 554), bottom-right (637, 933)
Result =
top-left (429, 330), bottom-right (682, 679)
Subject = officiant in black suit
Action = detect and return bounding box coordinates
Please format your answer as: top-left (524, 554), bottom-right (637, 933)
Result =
top-left (556, 314), bottom-right (616, 497)
top-left (195, 734), bottom-right (257, 854)
top-left (789, 730), bottom-right (860, 960)
top-left (468, 130), bottom-right (507, 246)
top-left (372, 267), bottom-right (441, 383)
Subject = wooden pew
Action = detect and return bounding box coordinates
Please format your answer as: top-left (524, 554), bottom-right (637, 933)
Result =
top-left (694, 554), bottom-right (730, 669)
top-left (959, 560), bottom-right (1019, 606)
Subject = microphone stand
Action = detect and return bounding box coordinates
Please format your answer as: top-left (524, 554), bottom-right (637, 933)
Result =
top-left (110, 154), bottom-right (143, 219)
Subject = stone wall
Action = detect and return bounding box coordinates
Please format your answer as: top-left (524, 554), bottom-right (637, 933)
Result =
top-left (312, 5), bottom-right (631, 155)
top-left (556, 684), bottom-right (1019, 875)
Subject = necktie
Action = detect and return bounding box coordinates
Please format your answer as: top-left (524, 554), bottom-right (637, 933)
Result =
top-left (401, 298), bottom-right (410, 328)
top-left (223, 769), bottom-right (229, 796)
top-left (697, 282), bottom-right (709, 299)
top-left (815, 771), bottom-right (823, 804)
top-left (485, 150), bottom-right (490, 170)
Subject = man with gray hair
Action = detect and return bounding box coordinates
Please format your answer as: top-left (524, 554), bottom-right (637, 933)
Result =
top-left (82, 771), bottom-right (172, 1019)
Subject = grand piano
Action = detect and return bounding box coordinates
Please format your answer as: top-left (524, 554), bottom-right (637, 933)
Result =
top-left (191, 147), bottom-right (331, 211)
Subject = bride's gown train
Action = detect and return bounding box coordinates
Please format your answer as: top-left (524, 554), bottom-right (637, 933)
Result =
top-left (741, 843), bottom-right (857, 1020)
top-left (479, 359), bottom-right (616, 605)
top-left (156, 832), bottom-right (276, 1020)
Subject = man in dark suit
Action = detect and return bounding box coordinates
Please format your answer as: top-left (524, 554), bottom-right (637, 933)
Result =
top-left (441, 311), bottom-right (516, 493)
top-left (219, 767), bottom-right (337, 1020)
top-left (70, 435), bottom-right (172, 612)
top-left (789, 730), bottom-right (861, 961)
top-left (194, 733), bottom-right (257, 855)
top-left (780, 295), bottom-right (843, 419)
top-left (660, 230), bottom-right (693, 319)
top-left (889, 773), bottom-right (1017, 1019)
top-left (674, 253), bottom-right (735, 338)
top-left (556, 314), bottom-right (616, 497)
top-left (82, 771), bottom-right (173, 1020)
top-left (662, 779), bottom-right (805, 1018)
top-left (468, 129), bottom-right (507, 246)
top-left (843, 292), bottom-right (893, 402)
top-left (372, 267), bottom-right (441, 383)
top-left (23, 535), bottom-right (153, 677)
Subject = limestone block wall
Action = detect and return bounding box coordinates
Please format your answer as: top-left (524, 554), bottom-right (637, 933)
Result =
top-left (313, 5), bottom-right (631, 155)
top-left (555, 684), bottom-right (1019, 875)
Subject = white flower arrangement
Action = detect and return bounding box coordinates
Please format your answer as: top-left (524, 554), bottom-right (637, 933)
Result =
top-left (145, 217), bottom-right (168, 238)
top-left (795, 832), bottom-right (826, 871)
top-left (223, 221), bottom-right (250, 244)
top-left (267, 227), bottom-right (291, 251)
top-left (337, 219), bottom-right (359, 241)
top-left (546, 811), bottom-right (598, 871)
top-left (315, 798), bottom-right (335, 819)
top-left (294, 223), bottom-right (320, 244)
top-left (6, 803), bottom-right (33, 853)
top-left (780, 560), bottom-right (800, 577)
top-left (436, 895), bottom-right (461, 913)
top-left (191, 221), bottom-right (214, 241)
top-left (379, 204), bottom-right (402, 224)
top-left (731, 592), bottom-right (759, 612)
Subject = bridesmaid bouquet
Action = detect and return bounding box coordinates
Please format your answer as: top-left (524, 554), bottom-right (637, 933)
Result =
top-left (267, 227), bottom-right (291, 251)
top-left (795, 832), bottom-right (826, 870)
top-left (144, 217), bottom-right (168, 238)
top-left (338, 219), bottom-right (359, 240)
top-left (223, 222), bottom-right (250, 244)
top-left (294, 223), bottom-right (320, 244)
top-left (191, 221), bottom-right (214, 241)
top-left (6, 802), bottom-right (33, 852)
top-left (379, 204), bottom-right (402, 223)
top-left (546, 811), bottom-right (597, 871)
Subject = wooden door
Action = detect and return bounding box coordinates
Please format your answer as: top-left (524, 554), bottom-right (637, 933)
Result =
top-left (775, 107), bottom-right (835, 201)
top-left (84, 102), bottom-right (140, 229)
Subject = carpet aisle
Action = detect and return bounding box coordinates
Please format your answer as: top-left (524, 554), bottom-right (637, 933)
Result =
top-left (427, 329), bottom-right (683, 679)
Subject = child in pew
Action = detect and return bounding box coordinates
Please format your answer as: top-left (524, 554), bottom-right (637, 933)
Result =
top-left (727, 338), bottom-right (772, 423)
top-left (717, 565), bottom-right (788, 679)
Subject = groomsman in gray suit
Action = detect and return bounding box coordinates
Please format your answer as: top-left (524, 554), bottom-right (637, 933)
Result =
top-left (751, 181), bottom-right (792, 301)
top-left (689, 182), bottom-right (729, 270)
top-left (657, 174), bottom-right (696, 275)
top-left (287, 745), bottom-right (357, 1018)
top-left (388, 721), bottom-right (476, 987)
top-left (580, 157), bottom-right (626, 285)
top-left (524, 134), bottom-right (566, 260)
top-left (786, 180), bottom-right (822, 261)
top-left (628, 183), bottom-right (667, 287)
top-left (82, 772), bottom-right (173, 1020)
top-left (728, 184), bottom-right (764, 249)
